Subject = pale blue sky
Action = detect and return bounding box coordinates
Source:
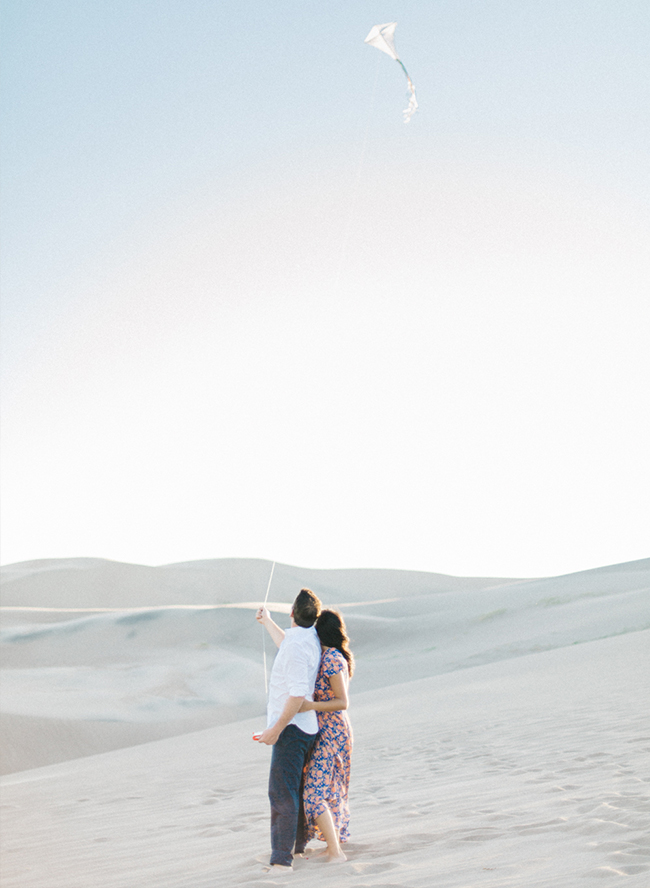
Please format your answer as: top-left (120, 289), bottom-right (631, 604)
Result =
top-left (2, 1), bottom-right (649, 576)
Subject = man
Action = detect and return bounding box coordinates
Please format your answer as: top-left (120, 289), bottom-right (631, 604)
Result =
top-left (255, 588), bottom-right (322, 871)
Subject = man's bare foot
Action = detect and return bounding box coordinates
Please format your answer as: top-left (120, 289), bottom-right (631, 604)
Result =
top-left (266, 864), bottom-right (293, 874)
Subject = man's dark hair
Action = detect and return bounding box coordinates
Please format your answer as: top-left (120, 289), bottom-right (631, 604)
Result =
top-left (292, 588), bottom-right (321, 627)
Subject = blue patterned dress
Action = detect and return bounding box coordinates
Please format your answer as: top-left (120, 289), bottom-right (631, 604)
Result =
top-left (302, 647), bottom-right (353, 843)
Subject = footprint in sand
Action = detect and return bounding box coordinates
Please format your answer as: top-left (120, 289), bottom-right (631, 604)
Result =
top-left (353, 885), bottom-right (412, 888)
top-left (202, 788), bottom-right (234, 805)
top-left (586, 865), bottom-right (648, 878)
top-left (351, 861), bottom-right (398, 874)
top-left (515, 817), bottom-right (568, 835)
top-left (197, 826), bottom-right (227, 837)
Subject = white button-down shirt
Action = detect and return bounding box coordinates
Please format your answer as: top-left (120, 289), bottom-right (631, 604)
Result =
top-left (267, 625), bottom-right (321, 735)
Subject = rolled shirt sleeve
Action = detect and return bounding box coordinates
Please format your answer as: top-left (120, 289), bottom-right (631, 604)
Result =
top-left (286, 642), bottom-right (313, 698)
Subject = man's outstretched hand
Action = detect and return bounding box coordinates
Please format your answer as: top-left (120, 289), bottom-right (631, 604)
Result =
top-left (256, 606), bottom-right (270, 625)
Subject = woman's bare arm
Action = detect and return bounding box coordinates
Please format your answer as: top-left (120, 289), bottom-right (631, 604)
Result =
top-left (256, 606), bottom-right (285, 649)
top-left (300, 670), bottom-right (348, 712)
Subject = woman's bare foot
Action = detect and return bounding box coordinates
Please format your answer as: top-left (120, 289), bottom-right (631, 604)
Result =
top-left (309, 848), bottom-right (347, 863)
top-left (312, 807), bottom-right (346, 862)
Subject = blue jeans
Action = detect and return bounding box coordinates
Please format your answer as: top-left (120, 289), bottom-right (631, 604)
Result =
top-left (268, 724), bottom-right (317, 866)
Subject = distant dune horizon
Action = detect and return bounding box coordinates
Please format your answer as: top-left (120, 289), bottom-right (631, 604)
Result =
top-left (1, 554), bottom-right (648, 774)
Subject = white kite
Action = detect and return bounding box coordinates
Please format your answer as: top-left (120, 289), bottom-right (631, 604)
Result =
top-left (364, 22), bottom-right (418, 122)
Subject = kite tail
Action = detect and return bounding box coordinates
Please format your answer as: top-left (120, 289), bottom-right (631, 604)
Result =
top-left (404, 75), bottom-right (418, 122)
top-left (396, 59), bottom-right (418, 123)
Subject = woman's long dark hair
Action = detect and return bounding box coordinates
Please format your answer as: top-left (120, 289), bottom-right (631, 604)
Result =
top-left (315, 610), bottom-right (354, 678)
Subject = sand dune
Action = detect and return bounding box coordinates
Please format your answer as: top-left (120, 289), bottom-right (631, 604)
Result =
top-left (1, 557), bottom-right (648, 772)
top-left (1, 557), bottom-right (649, 885)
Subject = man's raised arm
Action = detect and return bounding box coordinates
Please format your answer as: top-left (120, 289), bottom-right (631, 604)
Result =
top-left (256, 606), bottom-right (285, 648)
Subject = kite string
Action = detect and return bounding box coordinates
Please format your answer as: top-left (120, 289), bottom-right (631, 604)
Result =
top-left (262, 561), bottom-right (276, 694)
top-left (332, 54), bottom-right (381, 295)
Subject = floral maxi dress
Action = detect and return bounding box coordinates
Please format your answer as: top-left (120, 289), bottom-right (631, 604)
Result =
top-left (302, 647), bottom-right (353, 843)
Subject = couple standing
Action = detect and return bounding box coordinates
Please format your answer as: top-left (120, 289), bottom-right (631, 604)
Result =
top-left (255, 588), bottom-right (354, 872)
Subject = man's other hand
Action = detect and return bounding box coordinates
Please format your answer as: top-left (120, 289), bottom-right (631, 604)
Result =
top-left (255, 726), bottom-right (280, 745)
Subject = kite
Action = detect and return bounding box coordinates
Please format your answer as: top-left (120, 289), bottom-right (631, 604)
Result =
top-left (364, 22), bottom-right (418, 122)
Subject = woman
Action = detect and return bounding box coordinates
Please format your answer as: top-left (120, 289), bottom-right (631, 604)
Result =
top-left (299, 609), bottom-right (354, 862)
